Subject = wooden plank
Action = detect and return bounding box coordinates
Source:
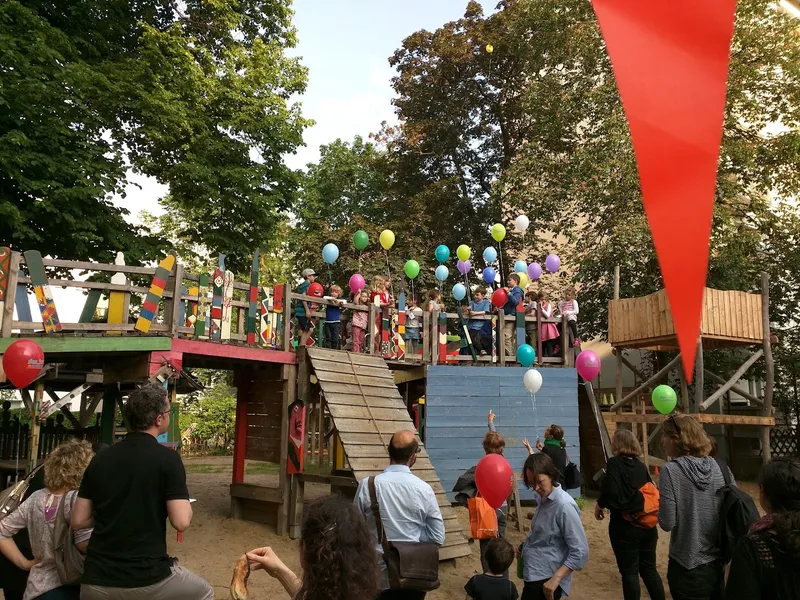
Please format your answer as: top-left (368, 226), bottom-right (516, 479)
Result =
top-left (315, 371), bottom-right (397, 389)
top-left (348, 456), bottom-right (434, 471)
top-left (343, 445), bottom-right (429, 459)
top-left (328, 432), bottom-right (387, 446)
top-left (1, 252), bottom-right (19, 338)
top-left (230, 483), bottom-right (283, 504)
top-left (439, 544), bottom-right (472, 561)
top-left (608, 413), bottom-right (775, 426)
top-left (327, 404), bottom-right (410, 422)
top-left (323, 392), bottom-right (405, 409)
top-left (351, 467), bottom-right (440, 483)
top-left (335, 418), bottom-right (414, 435)
top-left (306, 347), bottom-right (386, 368)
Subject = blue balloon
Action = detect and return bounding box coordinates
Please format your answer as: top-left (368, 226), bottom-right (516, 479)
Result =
top-left (435, 265), bottom-right (449, 282)
top-left (482, 267), bottom-right (496, 284)
top-left (452, 283), bottom-right (466, 301)
top-left (483, 247), bottom-right (498, 263)
top-left (435, 245), bottom-right (450, 263)
top-left (517, 343), bottom-right (536, 368)
top-left (514, 260), bottom-right (527, 274)
top-left (322, 243), bottom-right (339, 264)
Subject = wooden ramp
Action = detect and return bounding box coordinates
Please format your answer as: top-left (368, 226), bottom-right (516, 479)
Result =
top-left (306, 347), bottom-right (471, 561)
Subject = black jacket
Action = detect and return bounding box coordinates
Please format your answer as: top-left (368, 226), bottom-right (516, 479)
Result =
top-left (453, 466), bottom-right (477, 506)
top-left (597, 456), bottom-right (650, 522)
top-left (541, 444), bottom-right (567, 480)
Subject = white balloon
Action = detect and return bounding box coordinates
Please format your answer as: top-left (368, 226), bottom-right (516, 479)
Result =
top-left (515, 215), bottom-right (530, 233)
top-left (523, 369), bottom-right (543, 394)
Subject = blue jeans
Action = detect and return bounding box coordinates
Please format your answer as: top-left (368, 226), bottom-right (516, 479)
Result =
top-left (39, 585), bottom-right (80, 599)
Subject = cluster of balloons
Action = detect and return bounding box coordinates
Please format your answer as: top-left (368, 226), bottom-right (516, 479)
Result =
top-left (2, 339), bottom-right (45, 388)
top-left (652, 385), bottom-right (677, 415)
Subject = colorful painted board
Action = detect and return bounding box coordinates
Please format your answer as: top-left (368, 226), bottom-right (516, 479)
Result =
top-left (14, 269), bottom-right (32, 324)
top-left (23, 250), bottom-right (62, 333)
top-left (0, 247), bottom-right (10, 331)
top-left (177, 284), bottom-right (188, 331)
top-left (246, 250), bottom-right (260, 345)
top-left (516, 298), bottom-right (526, 351)
top-left (492, 315), bottom-right (498, 364)
top-left (438, 310), bottom-right (447, 364)
top-left (287, 399), bottom-right (306, 474)
top-left (381, 305), bottom-right (391, 358)
top-left (273, 284), bottom-right (284, 348)
top-left (392, 289), bottom-right (406, 360)
top-left (78, 291), bottom-right (102, 323)
top-left (210, 254), bottom-right (225, 340)
top-left (459, 306), bottom-right (478, 363)
top-left (221, 270), bottom-right (234, 340)
top-left (371, 295), bottom-right (381, 355)
top-left (107, 252), bottom-right (126, 335)
top-left (259, 286), bottom-right (272, 346)
top-left (194, 275), bottom-right (210, 338)
top-left (135, 253), bottom-right (175, 334)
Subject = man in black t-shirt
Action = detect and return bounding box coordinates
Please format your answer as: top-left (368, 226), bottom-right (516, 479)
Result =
top-left (72, 384), bottom-right (213, 599)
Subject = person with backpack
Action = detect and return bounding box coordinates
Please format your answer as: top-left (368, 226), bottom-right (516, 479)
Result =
top-left (0, 440), bottom-right (95, 600)
top-left (725, 457), bottom-right (800, 599)
top-left (659, 415), bottom-right (733, 600)
top-left (595, 429), bottom-right (665, 600)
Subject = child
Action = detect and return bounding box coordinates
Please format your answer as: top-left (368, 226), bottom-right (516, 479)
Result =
top-left (425, 289), bottom-right (442, 312)
top-left (538, 291), bottom-right (560, 357)
top-left (524, 291), bottom-right (537, 348)
top-left (405, 295), bottom-right (423, 354)
top-left (322, 285), bottom-right (345, 349)
top-left (295, 268), bottom-right (316, 346)
top-left (384, 277), bottom-right (395, 307)
top-left (459, 305), bottom-right (472, 356)
top-left (369, 276), bottom-right (388, 354)
top-left (468, 286), bottom-right (492, 356)
top-left (558, 287), bottom-right (580, 348)
top-left (464, 538), bottom-right (518, 600)
top-left (502, 274), bottom-right (525, 358)
top-left (351, 290), bottom-right (370, 353)
top-left (370, 275), bottom-right (389, 306)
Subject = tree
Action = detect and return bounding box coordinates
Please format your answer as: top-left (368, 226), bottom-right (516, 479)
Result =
top-left (180, 382), bottom-right (237, 452)
top-left (0, 0), bottom-right (310, 272)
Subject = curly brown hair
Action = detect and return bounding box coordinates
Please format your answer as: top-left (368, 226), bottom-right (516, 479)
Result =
top-left (298, 495), bottom-right (379, 600)
top-left (483, 432), bottom-right (505, 455)
top-left (44, 439), bottom-right (94, 491)
top-left (662, 414), bottom-right (712, 457)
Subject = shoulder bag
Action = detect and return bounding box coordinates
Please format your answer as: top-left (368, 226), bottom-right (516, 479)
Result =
top-left (53, 491), bottom-right (85, 584)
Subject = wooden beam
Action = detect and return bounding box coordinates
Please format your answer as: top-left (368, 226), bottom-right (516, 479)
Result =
top-left (613, 348), bottom-right (647, 381)
top-left (0, 337), bottom-right (172, 354)
top-left (694, 339), bottom-right (704, 411)
top-left (680, 363), bottom-right (690, 412)
top-left (704, 369), bottom-right (763, 406)
top-left (699, 349), bottom-right (763, 411)
top-left (19, 388), bottom-right (34, 415)
top-left (393, 366), bottom-right (426, 385)
top-left (169, 339), bottom-right (296, 365)
top-left (584, 381), bottom-right (612, 461)
top-left (761, 272), bottom-right (774, 464)
top-left (608, 413), bottom-right (775, 426)
top-left (609, 354), bottom-right (681, 411)
top-left (29, 383), bottom-right (44, 471)
top-left (23, 257), bottom-right (162, 276)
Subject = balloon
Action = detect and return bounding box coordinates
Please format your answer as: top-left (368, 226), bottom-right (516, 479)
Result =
top-left (456, 245), bottom-right (471, 262)
top-left (322, 243), bottom-right (339, 264)
top-left (491, 288), bottom-right (508, 308)
top-left (435, 245), bottom-right (450, 263)
top-left (2, 340), bottom-right (44, 388)
top-left (652, 385), bottom-right (678, 415)
top-left (353, 230), bottom-right (369, 251)
top-left (452, 283), bottom-right (467, 302)
top-left (515, 215), bottom-right (530, 233)
top-left (404, 260), bottom-right (420, 280)
top-left (517, 344), bottom-right (536, 368)
top-left (457, 259), bottom-right (471, 275)
top-left (482, 267), bottom-right (496, 284)
top-left (435, 265), bottom-right (449, 282)
top-left (475, 454), bottom-right (513, 509)
top-left (483, 247), bottom-right (498, 264)
top-left (528, 262), bottom-right (543, 281)
top-left (523, 368), bottom-right (543, 395)
top-left (380, 230), bottom-right (395, 250)
top-left (514, 260), bottom-right (527, 274)
top-left (308, 282), bottom-right (324, 298)
top-left (545, 253), bottom-right (561, 273)
top-left (491, 223), bottom-right (506, 242)
top-left (349, 273), bottom-right (365, 293)
top-left (516, 272), bottom-right (529, 289)
top-left (486, 44), bottom-right (494, 54)
top-left (576, 350), bottom-right (601, 381)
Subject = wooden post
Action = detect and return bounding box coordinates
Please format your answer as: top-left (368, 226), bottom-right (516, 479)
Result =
top-left (560, 315), bottom-right (571, 367)
top-left (431, 310), bottom-right (439, 365)
top-left (761, 272), bottom-right (774, 464)
top-left (498, 309), bottom-right (506, 367)
top-left (693, 338), bottom-right (704, 412)
top-left (282, 288), bottom-right (293, 352)
top-left (680, 364), bottom-right (690, 412)
top-left (639, 397), bottom-right (650, 471)
top-left (168, 262), bottom-right (184, 336)
top-left (277, 362), bottom-right (297, 535)
top-left (1, 252), bottom-right (21, 338)
top-left (100, 385), bottom-right (119, 445)
top-left (369, 303), bottom-right (377, 356)
top-left (318, 393), bottom-right (325, 468)
top-left (422, 311), bottom-right (430, 364)
top-left (231, 370), bottom-right (249, 485)
top-left (699, 349), bottom-right (764, 411)
top-left (613, 266), bottom-right (623, 413)
top-left (28, 382), bottom-right (44, 471)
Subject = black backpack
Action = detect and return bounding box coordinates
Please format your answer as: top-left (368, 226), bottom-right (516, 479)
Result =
top-left (715, 458), bottom-right (759, 563)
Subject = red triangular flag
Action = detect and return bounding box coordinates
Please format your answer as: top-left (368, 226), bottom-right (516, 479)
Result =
top-left (591, 0), bottom-right (737, 382)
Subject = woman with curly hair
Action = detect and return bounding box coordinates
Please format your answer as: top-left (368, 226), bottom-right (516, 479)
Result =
top-left (244, 495), bottom-right (379, 600)
top-left (0, 439), bottom-right (95, 599)
top-left (725, 457), bottom-right (800, 599)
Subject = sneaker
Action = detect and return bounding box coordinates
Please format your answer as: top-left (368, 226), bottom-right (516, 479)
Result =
top-left (480, 350), bottom-right (488, 356)
top-left (573, 339), bottom-right (580, 348)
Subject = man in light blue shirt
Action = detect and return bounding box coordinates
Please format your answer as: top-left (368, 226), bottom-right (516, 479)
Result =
top-left (354, 430), bottom-right (445, 600)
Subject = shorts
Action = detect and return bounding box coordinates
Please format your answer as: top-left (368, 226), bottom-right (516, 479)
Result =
top-left (405, 327), bottom-right (421, 341)
top-left (297, 316), bottom-right (313, 332)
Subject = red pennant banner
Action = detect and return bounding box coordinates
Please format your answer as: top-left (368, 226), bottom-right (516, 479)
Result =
top-left (591, 0), bottom-right (738, 382)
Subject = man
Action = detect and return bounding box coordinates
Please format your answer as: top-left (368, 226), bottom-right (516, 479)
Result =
top-left (502, 273), bottom-right (525, 357)
top-left (296, 268), bottom-right (316, 346)
top-left (72, 384), bottom-right (213, 599)
top-left (354, 431), bottom-right (445, 600)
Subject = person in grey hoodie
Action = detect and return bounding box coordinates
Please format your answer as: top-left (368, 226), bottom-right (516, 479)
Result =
top-left (659, 414), bottom-right (730, 600)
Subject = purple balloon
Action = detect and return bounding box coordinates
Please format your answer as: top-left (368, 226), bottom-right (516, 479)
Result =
top-left (349, 273), bottom-right (365, 294)
top-left (482, 267), bottom-right (496, 284)
top-left (528, 262), bottom-right (542, 281)
top-left (457, 259), bottom-right (472, 275)
top-left (545, 254), bottom-right (561, 273)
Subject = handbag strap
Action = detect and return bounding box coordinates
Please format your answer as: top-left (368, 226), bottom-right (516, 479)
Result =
top-left (368, 476), bottom-right (390, 554)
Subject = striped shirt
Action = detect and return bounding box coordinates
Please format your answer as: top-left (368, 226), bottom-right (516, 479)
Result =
top-left (558, 300), bottom-right (579, 322)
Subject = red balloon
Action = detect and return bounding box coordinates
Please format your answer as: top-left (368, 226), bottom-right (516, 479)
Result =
top-left (491, 288), bottom-right (508, 308)
top-left (2, 340), bottom-right (45, 389)
top-left (308, 282), bottom-right (324, 298)
top-left (475, 454), bottom-right (514, 509)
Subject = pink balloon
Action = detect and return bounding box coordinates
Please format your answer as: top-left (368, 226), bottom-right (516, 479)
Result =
top-left (349, 273), bottom-right (365, 294)
top-left (576, 350), bottom-right (601, 381)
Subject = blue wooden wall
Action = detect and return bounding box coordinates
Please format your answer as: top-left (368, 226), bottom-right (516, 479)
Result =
top-left (425, 366), bottom-right (580, 501)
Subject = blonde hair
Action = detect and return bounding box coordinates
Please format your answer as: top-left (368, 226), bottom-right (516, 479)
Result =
top-left (370, 276), bottom-right (385, 293)
top-left (612, 429), bottom-right (642, 458)
top-left (662, 414), bottom-right (712, 457)
top-left (44, 439), bottom-right (94, 491)
top-left (330, 284), bottom-right (342, 296)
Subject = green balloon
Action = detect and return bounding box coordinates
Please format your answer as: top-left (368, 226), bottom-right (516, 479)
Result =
top-left (354, 230), bottom-right (369, 251)
top-left (404, 260), bottom-right (420, 279)
top-left (652, 385), bottom-right (677, 415)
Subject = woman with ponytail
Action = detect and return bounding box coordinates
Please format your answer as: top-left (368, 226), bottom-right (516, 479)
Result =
top-left (725, 457), bottom-right (800, 599)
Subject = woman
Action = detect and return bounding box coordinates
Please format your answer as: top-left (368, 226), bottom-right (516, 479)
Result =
top-left (659, 414), bottom-right (728, 600)
top-left (524, 425), bottom-right (568, 481)
top-left (537, 293), bottom-right (559, 357)
top-left (595, 429), bottom-right (665, 600)
top-left (725, 457), bottom-right (800, 599)
top-left (519, 453), bottom-right (588, 600)
top-left (244, 495), bottom-right (379, 600)
top-left (0, 440), bottom-right (94, 600)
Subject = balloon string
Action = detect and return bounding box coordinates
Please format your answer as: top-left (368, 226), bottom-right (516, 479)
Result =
top-left (498, 241), bottom-right (505, 285)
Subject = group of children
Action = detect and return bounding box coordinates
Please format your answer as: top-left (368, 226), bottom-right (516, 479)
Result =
top-left (294, 269), bottom-right (580, 357)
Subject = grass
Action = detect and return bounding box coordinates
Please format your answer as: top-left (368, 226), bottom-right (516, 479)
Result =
top-left (575, 497), bottom-right (588, 511)
top-left (184, 460), bottom-right (332, 476)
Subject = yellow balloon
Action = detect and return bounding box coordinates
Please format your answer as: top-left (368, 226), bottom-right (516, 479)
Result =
top-left (516, 272), bottom-right (530, 289)
top-left (486, 44), bottom-right (494, 54)
top-left (456, 244), bottom-right (471, 262)
top-left (491, 223), bottom-right (506, 242)
top-left (379, 229), bottom-right (395, 250)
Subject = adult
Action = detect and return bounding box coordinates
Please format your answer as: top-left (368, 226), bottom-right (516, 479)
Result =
top-left (245, 495), bottom-right (380, 600)
top-left (523, 425), bottom-right (567, 480)
top-left (595, 429), bottom-right (665, 600)
top-left (71, 384), bottom-right (213, 599)
top-left (354, 430), bottom-right (445, 600)
top-left (519, 453), bottom-right (588, 600)
top-left (725, 457), bottom-right (800, 599)
top-left (0, 439), bottom-right (94, 600)
top-left (659, 414), bottom-right (729, 600)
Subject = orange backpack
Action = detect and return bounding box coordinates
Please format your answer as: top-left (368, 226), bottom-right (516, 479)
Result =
top-left (468, 496), bottom-right (499, 540)
top-left (624, 481), bottom-right (660, 529)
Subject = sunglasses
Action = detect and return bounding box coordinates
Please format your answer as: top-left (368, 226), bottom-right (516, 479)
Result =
top-left (667, 415), bottom-right (681, 435)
